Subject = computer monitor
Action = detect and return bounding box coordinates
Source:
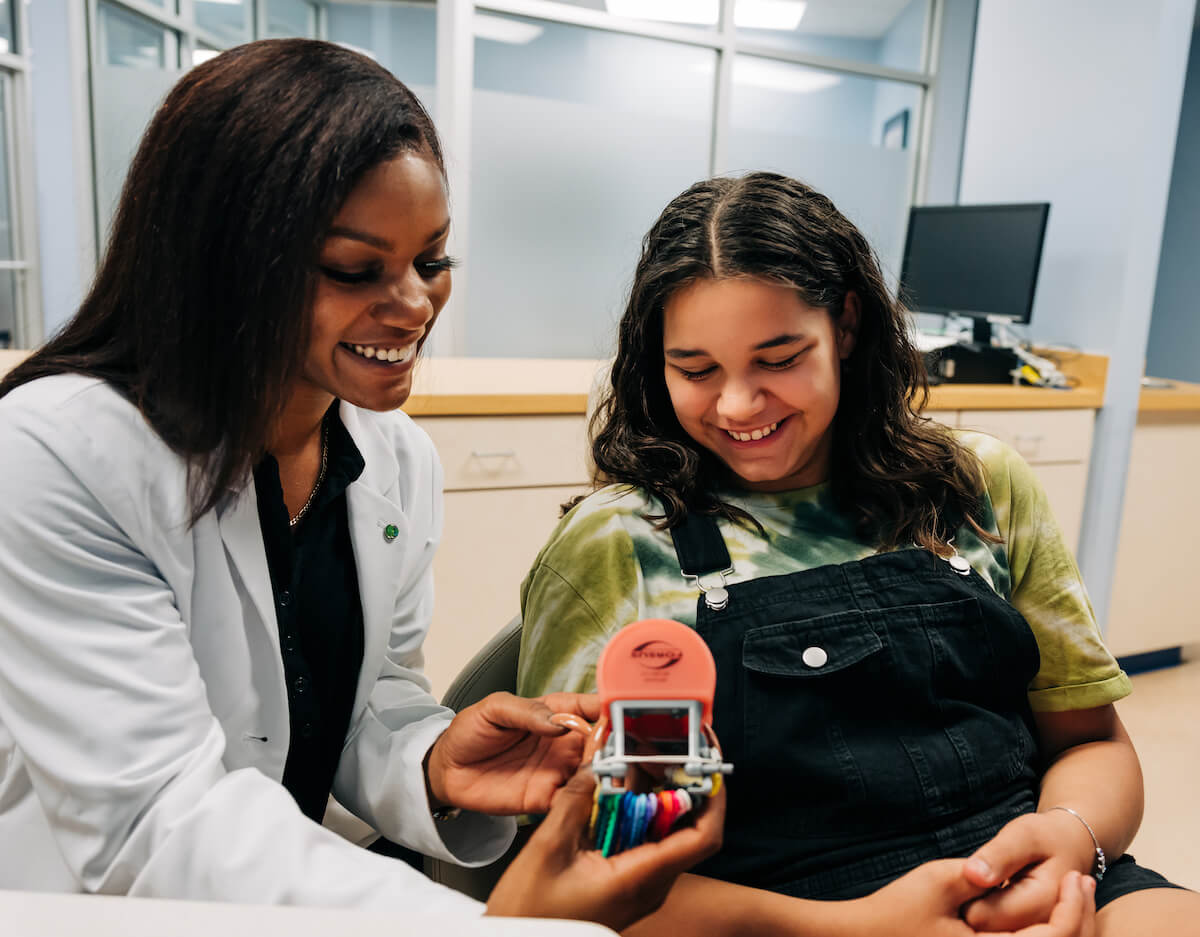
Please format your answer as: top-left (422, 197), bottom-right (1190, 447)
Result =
top-left (899, 202), bottom-right (1050, 345)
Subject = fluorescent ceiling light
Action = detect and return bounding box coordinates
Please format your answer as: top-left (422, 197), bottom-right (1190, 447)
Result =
top-left (191, 48), bottom-right (220, 66)
top-left (732, 57), bottom-right (841, 93)
top-left (474, 13), bottom-right (544, 44)
top-left (606, 0), bottom-right (718, 24)
top-left (605, 0), bottom-right (805, 30)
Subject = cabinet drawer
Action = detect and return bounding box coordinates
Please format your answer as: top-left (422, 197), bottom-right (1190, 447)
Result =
top-left (956, 408), bottom-right (1094, 463)
top-left (417, 415), bottom-right (590, 491)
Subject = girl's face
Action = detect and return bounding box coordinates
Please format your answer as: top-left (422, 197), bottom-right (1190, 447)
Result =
top-left (301, 151), bottom-right (453, 413)
top-left (662, 277), bottom-right (858, 491)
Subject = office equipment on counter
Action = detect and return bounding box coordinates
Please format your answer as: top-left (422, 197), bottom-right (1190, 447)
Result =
top-left (902, 203), bottom-right (1051, 385)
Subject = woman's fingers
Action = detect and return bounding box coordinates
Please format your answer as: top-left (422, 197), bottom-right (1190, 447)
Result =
top-left (582, 715), bottom-right (610, 763)
top-left (536, 764), bottom-right (601, 849)
top-left (473, 692), bottom-right (577, 738)
top-left (548, 712), bottom-right (592, 736)
top-left (539, 692), bottom-right (603, 723)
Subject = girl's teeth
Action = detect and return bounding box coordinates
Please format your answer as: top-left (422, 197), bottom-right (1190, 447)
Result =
top-left (729, 421), bottom-right (780, 442)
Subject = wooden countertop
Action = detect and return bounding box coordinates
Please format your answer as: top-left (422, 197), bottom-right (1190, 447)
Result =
top-left (404, 357), bottom-right (601, 416)
top-left (1138, 377), bottom-right (1200, 413)
top-left (404, 352), bottom-right (1111, 415)
top-left (0, 348), bottom-right (1112, 414)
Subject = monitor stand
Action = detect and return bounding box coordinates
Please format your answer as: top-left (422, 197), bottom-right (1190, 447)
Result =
top-left (972, 317), bottom-right (994, 346)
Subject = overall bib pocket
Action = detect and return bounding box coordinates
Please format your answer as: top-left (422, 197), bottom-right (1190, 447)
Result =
top-left (740, 610), bottom-right (883, 834)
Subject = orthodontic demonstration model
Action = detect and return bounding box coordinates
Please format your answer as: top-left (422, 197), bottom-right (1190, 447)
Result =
top-left (588, 618), bottom-right (733, 856)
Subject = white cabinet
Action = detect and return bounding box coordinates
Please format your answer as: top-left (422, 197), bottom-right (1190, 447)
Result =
top-left (1105, 412), bottom-right (1200, 656)
top-left (416, 415), bottom-right (590, 698)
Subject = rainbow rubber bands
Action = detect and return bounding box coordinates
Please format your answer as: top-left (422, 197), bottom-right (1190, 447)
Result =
top-left (589, 787), bottom-right (696, 857)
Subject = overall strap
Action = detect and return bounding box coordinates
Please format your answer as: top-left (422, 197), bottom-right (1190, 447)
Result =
top-left (669, 511), bottom-right (732, 577)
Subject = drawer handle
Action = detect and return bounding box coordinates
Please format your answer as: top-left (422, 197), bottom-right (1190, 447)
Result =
top-left (470, 449), bottom-right (517, 460)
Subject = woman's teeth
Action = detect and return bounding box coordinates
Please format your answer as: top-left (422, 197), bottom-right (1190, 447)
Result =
top-left (349, 344), bottom-right (414, 363)
top-left (727, 421), bottom-right (780, 442)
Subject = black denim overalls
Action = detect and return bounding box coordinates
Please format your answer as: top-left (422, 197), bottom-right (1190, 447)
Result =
top-left (671, 511), bottom-right (1043, 900)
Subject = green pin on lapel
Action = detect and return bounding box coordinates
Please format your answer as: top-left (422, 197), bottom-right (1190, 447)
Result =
top-left (383, 523), bottom-right (399, 543)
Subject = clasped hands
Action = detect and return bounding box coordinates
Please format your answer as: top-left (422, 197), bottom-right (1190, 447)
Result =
top-left (867, 810), bottom-right (1099, 937)
top-left (961, 809), bottom-right (1102, 934)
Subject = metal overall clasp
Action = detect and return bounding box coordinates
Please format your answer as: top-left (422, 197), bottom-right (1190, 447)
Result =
top-left (682, 567), bottom-right (735, 611)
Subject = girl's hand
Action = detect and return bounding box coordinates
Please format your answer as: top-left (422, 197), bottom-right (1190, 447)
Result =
top-left (853, 860), bottom-right (1095, 937)
top-left (424, 692), bottom-right (601, 815)
top-left (485, 763), bottom-right (725, 929)
top-left (961, 812), bottom-right (1098, 932)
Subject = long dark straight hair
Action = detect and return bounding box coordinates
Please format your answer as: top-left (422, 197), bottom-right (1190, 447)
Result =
top-left (591, 172), bottom-right (996, 552)
top-left (0, 39), bottom-right (443, 523)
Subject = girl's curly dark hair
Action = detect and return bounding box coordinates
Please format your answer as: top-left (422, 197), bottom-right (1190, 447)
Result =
top-left (589, 172), bottom-right (997, 552)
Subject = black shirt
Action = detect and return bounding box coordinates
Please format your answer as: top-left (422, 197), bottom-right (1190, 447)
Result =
top-left (253, 407), bottom-right (366, 822)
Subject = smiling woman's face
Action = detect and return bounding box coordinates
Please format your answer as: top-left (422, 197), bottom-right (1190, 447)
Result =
top-left (662, 276), bottom-right (858, 491)
top-left (300, 151), bottom-right (453, 413)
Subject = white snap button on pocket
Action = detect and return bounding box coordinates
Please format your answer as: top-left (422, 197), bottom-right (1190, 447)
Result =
top-left (802, 646), bottom-right (828, 668)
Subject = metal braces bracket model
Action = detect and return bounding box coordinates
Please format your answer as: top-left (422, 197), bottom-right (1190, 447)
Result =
top-left (592, 618), bottom-right (733, 796)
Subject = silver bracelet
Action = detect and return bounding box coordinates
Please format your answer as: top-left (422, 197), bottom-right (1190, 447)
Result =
top-left (1047, 805), bottom-right (1107, 881)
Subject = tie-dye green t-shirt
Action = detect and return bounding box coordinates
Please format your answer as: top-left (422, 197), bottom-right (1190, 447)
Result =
top-left (517, 430), bottom-right (1131, 713)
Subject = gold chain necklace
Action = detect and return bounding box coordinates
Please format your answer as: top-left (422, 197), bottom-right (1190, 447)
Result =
top-left (288, 420), bottom-right (329, 528)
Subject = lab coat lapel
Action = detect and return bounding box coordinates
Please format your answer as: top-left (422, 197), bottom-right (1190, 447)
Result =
top-left (216, 480), bottom-right (281, 659)
top-left (342, 403), bottom-right (405, 720)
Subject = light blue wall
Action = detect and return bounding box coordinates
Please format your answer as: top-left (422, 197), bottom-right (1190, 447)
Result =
top-left (1145, 26), bottom-right (1200, 382)
top-left (960, 0), bottom-right (1196, 629)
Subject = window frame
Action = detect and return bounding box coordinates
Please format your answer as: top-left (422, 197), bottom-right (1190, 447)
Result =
top-left (0, 0), bottom-right (40, 348)
top-left (79, 0), bottom-right (943, 356)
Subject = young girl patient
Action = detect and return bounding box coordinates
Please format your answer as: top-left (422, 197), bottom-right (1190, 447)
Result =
top-left (517, 172), bottom-right (1196, 936)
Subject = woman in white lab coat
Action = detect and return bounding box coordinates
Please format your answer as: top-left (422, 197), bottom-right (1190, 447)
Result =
top-left (0, 39), bottom-right (722, 929)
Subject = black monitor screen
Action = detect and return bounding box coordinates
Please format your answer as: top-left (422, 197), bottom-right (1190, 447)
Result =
top-left (899, 203), bottom-right (1049, 323)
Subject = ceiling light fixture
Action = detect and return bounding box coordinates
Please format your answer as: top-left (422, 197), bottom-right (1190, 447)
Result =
top-left (605, 0), bottom-right (806, 30)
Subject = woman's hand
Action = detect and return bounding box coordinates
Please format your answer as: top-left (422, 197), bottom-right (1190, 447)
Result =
top-left (960, 811), bottom-right (1098, 932)
top-left (425, 691), bottom-right (600, 815)
top-left (485, 763), bottom-right (725, 930)
top-left (852, 860), bottom-right (1095, 937)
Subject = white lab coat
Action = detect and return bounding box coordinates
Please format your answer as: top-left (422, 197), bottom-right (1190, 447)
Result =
top-left (0, 375), bottom-right (514, 911)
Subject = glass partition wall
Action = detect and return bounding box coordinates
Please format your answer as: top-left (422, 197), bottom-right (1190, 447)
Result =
top-left (85, 0), bottom-right (940, 358)
top-left (0, 0), bottom-right (35, 348)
